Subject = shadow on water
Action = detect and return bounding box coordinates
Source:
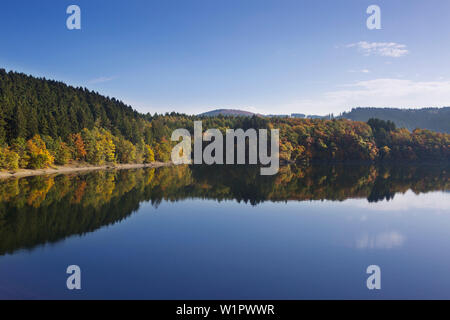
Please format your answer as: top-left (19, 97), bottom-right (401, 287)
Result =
top-left (0, 163), bottom-right (448, 255)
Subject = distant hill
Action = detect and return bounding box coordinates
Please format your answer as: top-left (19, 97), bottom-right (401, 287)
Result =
top-left (199, 109), bottom-right (334, 120)
top-left (199, 109), bottom-right (259, 117)
top-left (341, 107), bottom-right (450, 133)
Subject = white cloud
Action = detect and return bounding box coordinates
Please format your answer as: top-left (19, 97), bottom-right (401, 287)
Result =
top-left (88, 76), bottom-right (117, 84)
top-left (347, 41), bottom-right (409, 58)
top-left (274, 78), bottom-right (450, 115)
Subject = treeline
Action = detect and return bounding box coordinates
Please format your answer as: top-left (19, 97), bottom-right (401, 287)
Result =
top-left (1, 115), bottom-right (449, 171)
top-left (273, 117), bottom-right (449, 163)
top-left (0, 128), bottom-right (164, 170)
top-left (341, 107), bottom-right (450, 133)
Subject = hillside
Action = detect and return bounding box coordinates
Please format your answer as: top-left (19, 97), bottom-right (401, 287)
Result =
top-left (341, 107), bottom-right (450, 133)
top-left (0, 69), bottom-right (150, 145)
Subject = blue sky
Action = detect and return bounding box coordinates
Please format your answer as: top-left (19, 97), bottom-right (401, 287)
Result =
top-left (1, 0), bottom-right (450, 115)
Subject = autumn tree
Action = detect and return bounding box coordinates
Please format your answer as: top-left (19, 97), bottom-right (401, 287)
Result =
top-left (69, 133), bottom-right (87, 161)
top-left (26, 135), bottom-right (54, 169)
top-left (143, 145), bottom-right (155, 163)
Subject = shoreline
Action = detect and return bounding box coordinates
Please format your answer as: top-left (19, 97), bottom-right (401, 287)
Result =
top-left (0, 162), bottom-right (174, 180)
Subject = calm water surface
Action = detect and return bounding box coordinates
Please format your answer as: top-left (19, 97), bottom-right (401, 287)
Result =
top-left (0, 164), bottom-right (449, 299)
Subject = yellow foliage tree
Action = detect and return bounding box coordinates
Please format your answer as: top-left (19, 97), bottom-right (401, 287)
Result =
top-left (26, 135), bottom-right (54, 169)
top-left (143, 145), bottom-right (155, 163)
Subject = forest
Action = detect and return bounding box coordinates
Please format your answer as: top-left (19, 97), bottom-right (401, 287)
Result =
top-left (0, 69), bottom-right (449, 171)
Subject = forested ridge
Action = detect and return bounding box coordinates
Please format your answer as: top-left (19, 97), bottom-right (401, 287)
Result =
top-left (0, 69), bottom-right (449, 171)
top-left (341, 107), bottom-right (450, 133)
top-left (0, 69), bottom-right (148, 143)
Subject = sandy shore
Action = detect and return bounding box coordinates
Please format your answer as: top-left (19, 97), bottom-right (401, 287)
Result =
top-left (0, 162), bottom-right (173, 179)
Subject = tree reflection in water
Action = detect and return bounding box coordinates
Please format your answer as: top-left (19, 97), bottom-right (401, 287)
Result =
top-left (0, 164), bottom-right (448, 255)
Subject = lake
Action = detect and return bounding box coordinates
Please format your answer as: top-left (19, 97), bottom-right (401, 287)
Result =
top-left (0, 164), bottom-right (449, 299)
